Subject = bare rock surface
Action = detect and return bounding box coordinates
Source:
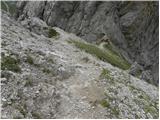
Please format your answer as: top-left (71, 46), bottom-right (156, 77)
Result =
top-left (1, 11), bottom-right (159, 119)
top-left (15, 1), bottom-right (159, 85)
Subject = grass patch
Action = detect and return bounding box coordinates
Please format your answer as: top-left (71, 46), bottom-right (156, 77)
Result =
top-left (138, 94), bottom-right (150, 101)
top-left (133, 69), bottom-right (142, 78)
top-left (100, 68), bottom-right (111, 79)
top-left (1, 1), bottom-right (17, 15)
top-left (42, 68), bottom-right (51, 74)
top-left (137, 70), bottom-right (142, 77)
top-left (102, 92), bottom-right (120, 117)
top-left (1, 55), bottom-right (21, 72)
top-left (1, 1), bottom-right (8, 12)
top-left (99, 98), bottom-right (120, 117)
top-left (111, 107), bottom-right (120, 117)
top-left (128, 85), bottom-right (139, 92)
top-left (48, 28), bottom-right (59, 38)
top-left (99, 68), bottom-right (115, 84)
top-left (103, 43), bottom-right (120, 57)
top-left (71, 40), bottom-right (130, 70)
top-left (144, 104), bottom-right (158, 118)
top-left (128, 85), bottom-right (150, 101)
top-left (130, 85), bottom-right (158, 118)
top-left (42, 67), bottom-right (56, 76)
top-left (26, 55), bottom-right (34, 65)
top-left (100, 99), bottom-right (110, 107)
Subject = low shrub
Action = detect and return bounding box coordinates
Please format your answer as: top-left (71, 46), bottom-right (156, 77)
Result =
top-left (42, 68), bottom-right (51, 74)
top-left (100, 99), bottom-right (110, 107)
top-left (48, 28), bottom-right (59, 38)
top-left (1, 55), bottom-right (21, 72)
top-left (26, 55), bottom-right (34, 65)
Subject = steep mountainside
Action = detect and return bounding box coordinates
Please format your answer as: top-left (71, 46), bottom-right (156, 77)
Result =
top-left (1, 11), bottom-right (159, 119)
top-left (15, 1), bottom-right (159, 85)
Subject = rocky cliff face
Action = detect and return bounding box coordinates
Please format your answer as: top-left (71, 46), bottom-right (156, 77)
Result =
top-left (1, 11), bottom-right (159, 119)
top-left (15, 1), bottom-right (159, 85)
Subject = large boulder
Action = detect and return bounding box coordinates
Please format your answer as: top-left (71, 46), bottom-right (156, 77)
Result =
top-left (20, 17), bottom-right (49, 37)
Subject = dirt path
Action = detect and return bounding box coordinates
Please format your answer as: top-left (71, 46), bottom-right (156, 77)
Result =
top-left (47, 29), bottom-right (109, 118)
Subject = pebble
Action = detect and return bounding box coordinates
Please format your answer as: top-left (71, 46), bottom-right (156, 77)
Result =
top-left (2, 98), bottom-right (7, 102)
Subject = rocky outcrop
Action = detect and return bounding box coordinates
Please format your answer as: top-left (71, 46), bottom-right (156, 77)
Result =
top-left (15, 1), bottom-right (159, 85)
top-left (20, 17), bottom-right (49, 37)
top-left (129, 62), bottom-right (143, 77)
top-left (1, 11), bottom-right (159, 119)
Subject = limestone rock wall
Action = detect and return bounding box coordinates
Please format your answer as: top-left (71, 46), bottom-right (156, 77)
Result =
top-left (15, 1), bottom-right (159, 85)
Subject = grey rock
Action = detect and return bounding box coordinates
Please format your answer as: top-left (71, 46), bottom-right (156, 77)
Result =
top-left (1, 6), bottom-right (158, 119)
top-left (20, 17), bottom-right (49, 37)
top-left (140, 70), bottom-right (154, 84)
top-left (57, 66), bottom-right (75, 80)
top-left (16, 1), bottom-right (46, 20)
top-left (129, 62), bottom-right (143, 77)
top-left (15, 1), bottom-right (159, 85)
top-left (1, 70), bottom-right (13, 80)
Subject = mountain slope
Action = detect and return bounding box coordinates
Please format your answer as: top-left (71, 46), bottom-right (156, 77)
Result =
top-left (15, 1), bottom-right (159, 85)
top-left (1, 11), bottom-right (159, 119)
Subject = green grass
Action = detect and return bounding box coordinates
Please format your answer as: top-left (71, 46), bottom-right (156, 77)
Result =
top-left (100, 68), bottom-right (111, 79)
top-left (26, 55), bottom-right (34, 65)
top-left (1, 1), bottom-right (17, 15)
top-left (99, 68), bottom-right (115, 84)
top-left (103, 43), bottom-right (120, 57)
top-left (42, 68), bottom-right (51, 74)
top-left (99, 98), bottom-right (120, 117)
top-left (42, 67), bottom-right (56, 76)
top-left (48, 28), bottom-right (59, 38)
top-left (1, 1), bottom-right (8, 12)
top-left (111, 107), bottom-right (120, 117)
top-left (1, 55), bottom-right (21, 72)
top-left (133, 69), bottom-right (142, 78)
top-left (100, 99), bottom-right (110, 107)
top-left (71, 40), bottom-right (130, 70)
top-left (144, 104), bottom-right (158, 118)
top-left (130, 85), bottom-right (158, 118)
